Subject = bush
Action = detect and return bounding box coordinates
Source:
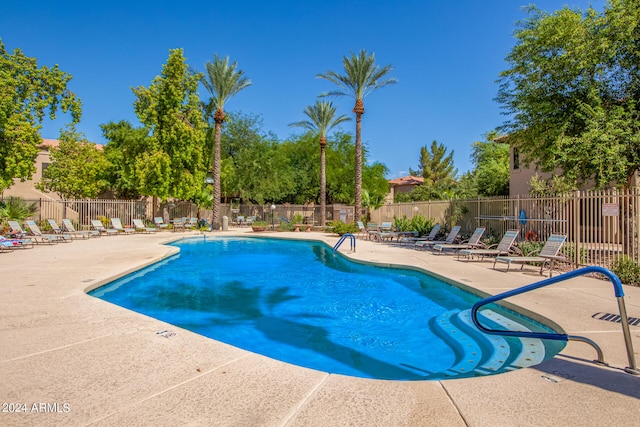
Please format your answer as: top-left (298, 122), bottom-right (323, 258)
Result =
top-left (611, 256), bottom-right (640, 286)
top-left (329, 220), bottom-right (359, 236)
top-left (392, 214), bottom-right (435, 237)
top-left (516, 240), bottom-right (544, 256)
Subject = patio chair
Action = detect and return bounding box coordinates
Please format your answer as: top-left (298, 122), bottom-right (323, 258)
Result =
top-left (110, 218), bottom-right (135, 234)
top-left (91, 219), bottom-right (118, 236)
top-left (153, 217), bottom-right (170, 231)
top-left (17, 220), bottom-right (62, 244)
top-left (171, 217), bottom-right (186, 232)
top-left (364, 223), bottom-right (379, 240)
top-left (185, 217), bottom-right (198, 230)
top-left (432, 227), bottom-right (486, 254)
top-left (132, 218), bottom-right (157, 233)
top-left (415, 225), bottom-right (461, 249)
top-left (0, 235), bottom-right (34, 250)
top-left (398, 224), bottom-right (441, 245)
top-left (457, 230), bottom-right (519, 261)
top-left (62, 219), bottom-right (99, 238)
top-left (493, 234), bottom-right (568, 276)
top-left (47, 219), bottom-right (78, 241)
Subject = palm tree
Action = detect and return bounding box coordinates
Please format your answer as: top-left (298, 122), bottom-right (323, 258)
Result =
top-left (290, 101), bottom-right (350, 225)
top-left (200, 55), bottom-right (251, 229)
top-left (317, 50), bottom-right (397, 222)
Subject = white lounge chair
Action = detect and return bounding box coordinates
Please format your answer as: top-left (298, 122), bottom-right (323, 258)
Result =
top-left (458, 230), bottom-right (519, 261)
top-left (62, 219), bottom-right (99, 238)
top-left (132, 218), bottom-right (157, 233)
top-left (23, 220), bottom-right (68, 244)
top-left (110, 218), bottom-right (135, 234)
top-left (399, 224), bottom-right (441, 245)
top-left (47, 219), bottom-right (78, 241)
top-left (493, 234), bottom-right (568, 276)
top-left (432, 227), bottom-right (486, 254)
top-left (153, 217), bottom-right (170, 231)
top-left (415, 226), bottom-right (461, 249)
top-left (91, 219), bottom-right (118, 236)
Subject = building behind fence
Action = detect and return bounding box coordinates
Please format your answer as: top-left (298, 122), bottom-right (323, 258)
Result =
top-left (9, 189), bottom-right (640, 269)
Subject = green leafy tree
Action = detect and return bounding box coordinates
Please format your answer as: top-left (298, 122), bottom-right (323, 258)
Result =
top-left (37, 129), bottom-right (109, 199)
top-left (101, 121), bottom-right (154, 199)
top-left (279, 133), bottom-right (320, 204)
top-left (132, 48), bottom-right (206, 202)
top-left (289, 100), bottom-right (350, 225)
top-left (497, 0), bottom-right (640, 254)
top-left (0, 40), bottom-right (82, 191)
top-left (496, 1), bottom-right (640, 190)
top-left (318, 50), bottom-right (397, 221)
top-left (455, 171), bottom-right (479, 199)
top-left (233, 137), bottom-right (295, 204)
top-left (471, 132), bottom-right (509, 196)
top-left (200, 55), bottom-right (252, 229)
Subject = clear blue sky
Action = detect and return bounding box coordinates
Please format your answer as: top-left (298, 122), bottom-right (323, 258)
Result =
top-left (1, 0), bottom-right (605, 178)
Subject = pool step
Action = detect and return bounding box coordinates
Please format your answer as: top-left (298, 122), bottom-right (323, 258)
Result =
top-left (431, 309), bottom-right (546, 378)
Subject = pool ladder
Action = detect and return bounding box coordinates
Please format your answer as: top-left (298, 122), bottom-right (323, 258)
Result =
top-left (471, 266), bottom-right (639, 375)
top-left (333, 233), bottom-right (356, 254)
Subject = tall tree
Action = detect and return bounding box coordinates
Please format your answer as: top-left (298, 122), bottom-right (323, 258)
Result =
top-left (496, 1), bottom-right (640, 190)
top-left (132, 48), bottom-right (206, 202)
top-left (471, 132), bottom-right (510, 196)
top-left (0, 40), bottom-right (82, 192)
top-left (289, 100), bottom-right (350, 225)
top-left (36, 128), bottom-right (109, 199)
top-left (318, 50), bottom-right (397, 221)
top-left (200, 55), bottom-right (251, 229)
top-left (411, 140), bottom-right (458, 187)
top-left (101, 120), bottom-right (153, 199)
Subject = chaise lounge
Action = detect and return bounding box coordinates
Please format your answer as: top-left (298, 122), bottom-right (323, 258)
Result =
top-left (493, 234), bottom-right (568, 276)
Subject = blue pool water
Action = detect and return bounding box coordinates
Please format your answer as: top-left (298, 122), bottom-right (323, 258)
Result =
top-left (89, 237), bottom-right (564, 380)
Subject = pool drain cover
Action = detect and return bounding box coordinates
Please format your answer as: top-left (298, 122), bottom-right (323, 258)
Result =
top-left (592, 312), bottom-right (640, 327)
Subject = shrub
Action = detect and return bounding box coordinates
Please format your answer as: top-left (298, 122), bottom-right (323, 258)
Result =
top-left (392, 214), bottom-right (435, 237)
top-left (516, 240), bottom-right (544, 256)
top-left (611, 256), bottom-right (640, 286)
top-left (329, 220), bottom-right (359, 236)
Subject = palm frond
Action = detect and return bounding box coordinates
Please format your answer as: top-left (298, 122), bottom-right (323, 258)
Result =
top-left (289, 100), bottom-right (350, 138)
top-left (201, 54), bottom-right (252, 112)
top-left (318, 50), bottom-right (397, 101)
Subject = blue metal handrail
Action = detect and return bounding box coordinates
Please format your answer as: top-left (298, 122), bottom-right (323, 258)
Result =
top-left (333, 233), bottom-right (356, 254)
top-left (471, 266), bottom-right (638, 375)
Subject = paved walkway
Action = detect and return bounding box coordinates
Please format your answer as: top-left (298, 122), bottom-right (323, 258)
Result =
top-left (0, 230), bottom-right (638, 426)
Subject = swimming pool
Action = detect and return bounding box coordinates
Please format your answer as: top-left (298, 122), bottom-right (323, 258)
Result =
top-left (89, 237), bottom-right (565, 380)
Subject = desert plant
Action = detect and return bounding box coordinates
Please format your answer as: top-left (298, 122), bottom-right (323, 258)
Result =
top-left (3, 196), bottom-right (37, 222)
top-left (611, 256), bottom-right (640, 286)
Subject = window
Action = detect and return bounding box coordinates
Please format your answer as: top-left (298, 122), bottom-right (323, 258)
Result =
top-left (513, 148), bottom-right (520, 170)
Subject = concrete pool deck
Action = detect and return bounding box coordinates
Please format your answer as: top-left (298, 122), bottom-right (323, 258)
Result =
top-left (0, 230), bottom-right (638, 426)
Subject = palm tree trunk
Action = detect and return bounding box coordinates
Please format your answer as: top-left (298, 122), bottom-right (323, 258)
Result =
top-left (354, 111), bottom-right (363, 222)
top-left (320, 138), bottom-right (327, 226)
top-left (212, 120), bottom-right (222, 230)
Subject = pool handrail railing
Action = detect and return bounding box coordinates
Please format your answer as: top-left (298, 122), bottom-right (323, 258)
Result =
top-left (471, 266), bottom-right (639, 375)
top-left (333, 233), bottom-right (356, 254)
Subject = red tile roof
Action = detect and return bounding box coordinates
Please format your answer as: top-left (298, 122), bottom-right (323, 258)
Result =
top-left (388, 176), bottom-right (424, 186)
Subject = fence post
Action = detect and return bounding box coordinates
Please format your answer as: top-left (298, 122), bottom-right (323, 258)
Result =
top-left (573, 191), bottom-right (581, 267)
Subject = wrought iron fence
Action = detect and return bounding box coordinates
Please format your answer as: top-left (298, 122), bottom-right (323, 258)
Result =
top-left (14, 198), bottom-right (354, 231)
top-left (8, 189), bottom-right (640, 269)
top-left (369, 189), bottom-right (640, 269)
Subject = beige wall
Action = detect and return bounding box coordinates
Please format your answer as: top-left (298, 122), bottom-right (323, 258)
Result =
top-left (2, 146), bottom-right (60, 201)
